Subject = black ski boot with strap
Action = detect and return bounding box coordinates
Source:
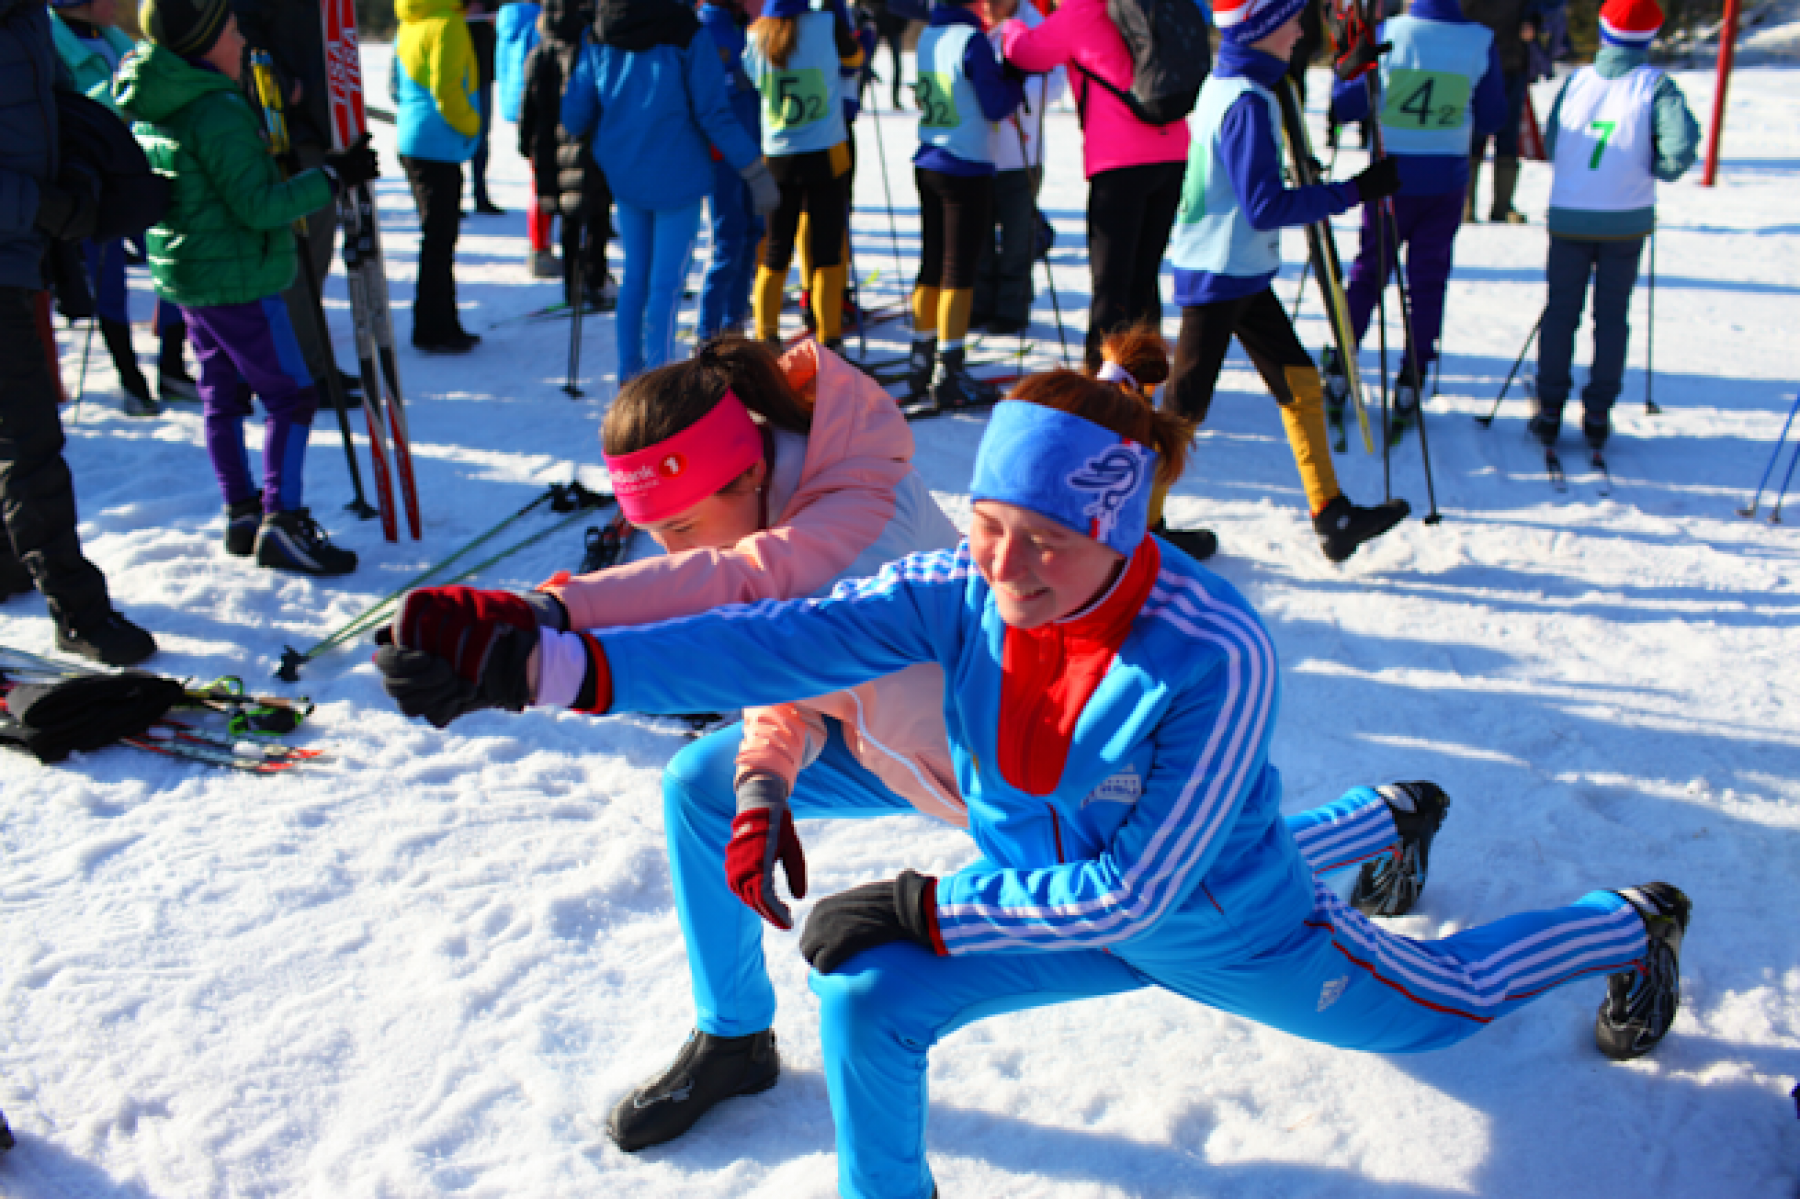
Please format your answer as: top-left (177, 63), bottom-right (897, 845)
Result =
top-left (608, 1029), bottom-right (781, 1152)
top-left (1596, 883), bottom-right (1690, 1061)
top-left (1350, 780), bottom-right (1450, 917)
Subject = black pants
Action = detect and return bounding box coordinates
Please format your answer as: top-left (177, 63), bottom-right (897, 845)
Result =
top-left (401, 155), bottom-right (467, 342)
top-left (973, 166), bottom-right (1041, 324)
top-left (916, 168), bottom-right (992, 292)
top-left (1086, 160), bottom-right (1184, 367)
top-left (0, 286), bottom-right (110, 621)
top-left (764, 150), bottom-right (847, 272)
top-left (875, 12), bottom-right (909, 109)
top-left (1168, 288), bottom-right (1313, 425)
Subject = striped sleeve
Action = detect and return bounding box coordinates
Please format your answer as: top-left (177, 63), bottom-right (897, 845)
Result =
top-left (597, 546), bottom-right (977, 719)
top-left (934, 570), bottom-right (1280, 954)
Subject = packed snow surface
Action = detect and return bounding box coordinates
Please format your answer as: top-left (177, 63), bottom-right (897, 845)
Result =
top-left (3, 55), bottom-right (1797, 1197)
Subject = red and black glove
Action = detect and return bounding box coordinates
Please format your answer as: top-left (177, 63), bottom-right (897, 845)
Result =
top-left (799, 869), bottom-right (942, 974)
top-left (373, 586), bottom-right (568, 727)
top-left (726, 773), bottom-right (808, 929)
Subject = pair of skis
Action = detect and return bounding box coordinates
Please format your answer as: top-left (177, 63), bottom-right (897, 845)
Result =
top-left (322, 0), bottom-right (421, 542)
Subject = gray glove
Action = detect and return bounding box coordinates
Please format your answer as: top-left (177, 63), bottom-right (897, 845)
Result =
top-left (741, 159), bottom-right (780, 217)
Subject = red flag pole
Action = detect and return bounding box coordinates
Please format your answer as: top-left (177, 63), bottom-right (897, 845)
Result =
top-left (1701, 0), bottom-right (1742, 186)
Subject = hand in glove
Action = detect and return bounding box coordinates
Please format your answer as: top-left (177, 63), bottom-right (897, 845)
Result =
top-left (741, 158), bottom-right (781, 217)
top-left (726, 773), bottom-right (808, 929)
top-left (373, 585), bottom-right (567, 726)
top-left (799, 869), bottom-right (942, 974)
top-left (1350, 158), bottom-right (1402, 205)
top-left (1334, 33), bottom-right (1390, 82)
top-left (34, 175), bottom-right (100, 243)
top-left (323, 134), bottom-right (381, 194)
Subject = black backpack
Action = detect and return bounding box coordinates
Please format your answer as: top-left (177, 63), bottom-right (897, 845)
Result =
top-left (1076, 0), bottom-right (1213, 127)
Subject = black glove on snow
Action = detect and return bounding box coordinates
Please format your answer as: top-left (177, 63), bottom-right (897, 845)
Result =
top-left (34, 176), bottom-right (100, 243)
top-left (800, 869), bottom-right (940, 974)
top-left (374, 624), bottom-right (536, 728)
top-left (1351, 158), bottom-right (1403, 205)
top-left (323, 135), bottom-right (380, 193)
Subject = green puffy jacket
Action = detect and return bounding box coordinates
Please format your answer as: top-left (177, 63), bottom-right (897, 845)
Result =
top-left (113, 43), bottom-right (331, 309)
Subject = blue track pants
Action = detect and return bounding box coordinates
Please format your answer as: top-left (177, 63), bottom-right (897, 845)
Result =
top-left (615, 200), bottom-right (702, 382)
top-left (698, 160), bottom-right (764, 339)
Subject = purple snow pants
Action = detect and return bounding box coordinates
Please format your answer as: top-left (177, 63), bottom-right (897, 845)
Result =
top-left (1345, 190), bottom-right (1464, 372)
top-left (181, 296), bottom-right (319, 514)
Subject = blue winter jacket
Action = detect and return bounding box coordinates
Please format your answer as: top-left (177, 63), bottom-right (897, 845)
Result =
top-left (593, 539), bottom-right (1319, 985)
top-left (495, 1), bottom-right (541, 122)
top-left (1329, 0), bottom-right (1506, 197)
top-left (562, 24), bottom-right (759, 210)
top-left (1175, 40), bottom-right (1358, 307)
top-left (698, 2), bottom-right (760, 144)
top-left (0, 0), bottom-right (62, 291)
top-left (913, 4), bottom-right (1023, 177)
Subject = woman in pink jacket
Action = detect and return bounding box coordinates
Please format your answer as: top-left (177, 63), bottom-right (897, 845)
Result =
top-left (1005, 0), bottom-right (1191, 368)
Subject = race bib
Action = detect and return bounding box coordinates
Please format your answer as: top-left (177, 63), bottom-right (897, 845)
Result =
top-left (1382, 68), bottom-right (1471, 131)
top-left (765, 68), bottom-right (829, 131)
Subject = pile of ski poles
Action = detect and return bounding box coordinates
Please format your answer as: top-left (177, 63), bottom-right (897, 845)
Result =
top-left (275, 480), bottom-right (613, 682)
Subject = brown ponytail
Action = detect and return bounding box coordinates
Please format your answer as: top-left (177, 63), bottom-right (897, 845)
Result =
top-left (1005, 323), bottom-right (1194, 487)
top-left (751, 16), bottom-right (801, 68)
top-left (602, 333), bottom-right (814, 459)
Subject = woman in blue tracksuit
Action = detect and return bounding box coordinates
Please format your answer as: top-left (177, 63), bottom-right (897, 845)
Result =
top-left (697, 0), bottom-right (764, 339)
top-left (562, 0), bottom-right (779, 380)
top-left (476, 352), bottom-right (1690, 1195)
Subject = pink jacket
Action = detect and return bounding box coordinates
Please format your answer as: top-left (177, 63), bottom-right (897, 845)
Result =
top-left (540, 341), bottom-right (967, 827)
top-left (1003, 0), bottom-right (1188, 178)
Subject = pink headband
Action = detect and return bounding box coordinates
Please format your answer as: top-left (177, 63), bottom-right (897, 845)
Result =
top-left (604, 390), bottom-right (763, 525)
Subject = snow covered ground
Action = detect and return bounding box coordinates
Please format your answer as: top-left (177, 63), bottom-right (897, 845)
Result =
top-left (3, 54), bottom-right (1797, 1197)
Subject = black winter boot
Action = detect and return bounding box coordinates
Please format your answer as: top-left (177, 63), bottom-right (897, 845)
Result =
top-left (1150, 518), bottom-right (1219, 562)
top-left (1313, 495), bottom-right (1410, 563)
top-left (101, 319), bottom-right (158, 416)
top-left (255, 509), bottom-right (358, 576)
top-left (55, 608), bottom-right (157, 667)
top-left (900, 336), bottom-right (938, 417)
top-left (931, 346), bottom-right (1000, 412)
top-left (1596, 883), bottom-right (1690, 1061)
top-left (224, 498), bottom-right (263, 558)
top-left (1351, 781), bottom-right (1451, 917)
top-left (608, 1029), bottom-right (780, 1152)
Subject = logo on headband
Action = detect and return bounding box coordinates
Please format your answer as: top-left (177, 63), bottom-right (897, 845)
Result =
top-left (659, 453), bottom-right (686, 479)
top-left (1068, 443), bottom-right (1149, 546)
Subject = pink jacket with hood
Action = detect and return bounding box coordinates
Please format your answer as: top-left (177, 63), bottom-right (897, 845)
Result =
top-left (534, 342), bottom-right (968, 827)
top-left (1003, 0), bottom-right (1188, 178)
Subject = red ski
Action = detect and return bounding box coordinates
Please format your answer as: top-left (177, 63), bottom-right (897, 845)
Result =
top-left (322, 0), bottom-right (422, 541)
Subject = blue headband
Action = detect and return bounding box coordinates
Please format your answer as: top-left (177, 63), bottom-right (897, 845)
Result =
top-left (970, 401), bottom-right (1156, 557)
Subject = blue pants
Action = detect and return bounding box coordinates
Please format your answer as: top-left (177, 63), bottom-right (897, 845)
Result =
top-left (1535, 234), bottom-right (1647, 429)
top-left (182, 296), bottom-right (318, 513)
top-left (698, 159), bottom-right (764, 339)
top-left (665, 725), bottom-right (1407, 1038)
top-left (615, 199), bottom-right (702, 382)
top-left (81, 240), bottom-right (130, 325)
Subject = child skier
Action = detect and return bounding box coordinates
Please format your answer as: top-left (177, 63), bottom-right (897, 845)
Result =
top-left (1160, 0), bottom-right (1411, 563)
top-left (742, 0), bottom-right (863, 351)
top-left (903, 0), bottom-right (1022, 413)
top-left (378, 330), bottom-right (1464, 1157)
top-left (1530, 0), bottom-right (1698, 451)
top-left (391, 344), bottom-right (1691, 1198)
top-left (50, 0), bottom-right (158, 415)
top-left (561, 0), bottom-right (777, 381)
top-left (1325, 0), bottom-right (1506, 438)
top-left (696, 0), bottom-right (764, 339)
top-left (494, 0), bottom-right (552, 276)
top-left (116, 0), bottom-right (374, 574)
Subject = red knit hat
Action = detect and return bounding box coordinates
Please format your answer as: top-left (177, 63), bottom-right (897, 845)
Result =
top-left (1600, 0), bottom-right (1664, 48)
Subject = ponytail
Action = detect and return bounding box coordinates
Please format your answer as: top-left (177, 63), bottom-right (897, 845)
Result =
top-left (751, 15), bottom-right (801, 68)
top-left (1006, 324), bottom-right (1193, 488)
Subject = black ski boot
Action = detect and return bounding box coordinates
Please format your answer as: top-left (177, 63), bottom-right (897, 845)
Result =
top-left (55, 608), bottom-right (157, 667)
top-left (1596, 883), bottom-right (1690, 1061)
top-left (102, 319), bottom-right (160, 416)
top-left (1386, 374), bottom-right (1420, 447)
top-left (931, 346), bottom-right (999, 412)
top-left (1582, 414), bottom-right (1611, 451)
top-left (1150, 519), bottom-right (1219, 562)
top-left (224, 498), bottom-right (263, 558)
top-left (1313, 495), bottom-right (1410, 563)
top-left (255, 509), bottom-right (359, 576)
top-left (900, 337), bottom-right (938, 417)
top-left (1351, 781), bottom-right (1451, 917)
top-left (608, 1029), bottom-right (780, 1152)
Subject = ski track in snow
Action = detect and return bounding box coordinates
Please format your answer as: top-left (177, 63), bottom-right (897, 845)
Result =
top-left (3, 56), bottom-right (1797, 1197)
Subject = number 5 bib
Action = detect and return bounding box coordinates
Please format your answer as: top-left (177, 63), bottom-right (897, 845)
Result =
top-left (745, 10), bottom-right (849, 158)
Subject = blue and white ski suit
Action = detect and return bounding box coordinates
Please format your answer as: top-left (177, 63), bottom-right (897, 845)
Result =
top-left (595, 540), bottom-right (1650, 1199)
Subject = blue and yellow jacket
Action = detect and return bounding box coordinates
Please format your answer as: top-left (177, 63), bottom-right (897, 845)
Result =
top-left (393, 0), bottom-right (481, 163)
top-left (593, 535), bottom-right (1317, 981)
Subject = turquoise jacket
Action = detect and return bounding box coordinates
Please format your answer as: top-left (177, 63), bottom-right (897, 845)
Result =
top-left (49, 17), bottom-right (134, 111)
top-left (1544, 45), bottom-right (1699, 239)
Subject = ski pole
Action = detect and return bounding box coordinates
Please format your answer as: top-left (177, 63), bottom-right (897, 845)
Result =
top-left (1476, 312), bottom-right (1544, 428)
top-left (274, 481), bottom-right (606, 681)
top-left (857, 74), bottom-right (908, 296)
top-left (564, 218), bottom-right (588, 398)
top-left (1769, 437), bottom-right (1800, 524)
top-left (1013, 104), bottom-right (1070, 368)
top-left (1738, 391), bottom-right (1800, 518)
top-left (74, 317), bottom-right (95, 412)
top-left (1645, 224), bottom-right (1660, 415)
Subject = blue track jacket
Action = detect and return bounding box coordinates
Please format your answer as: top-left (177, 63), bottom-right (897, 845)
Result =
top-left (595, 539), bottom-right (1319, 979)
